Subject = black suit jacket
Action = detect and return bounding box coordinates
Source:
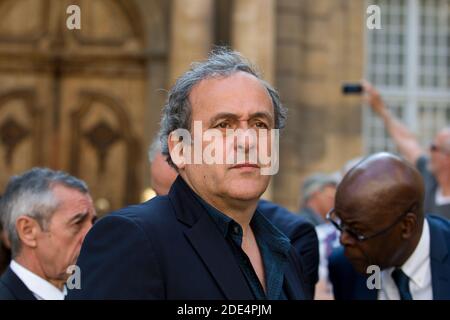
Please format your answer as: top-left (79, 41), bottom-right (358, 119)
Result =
top-left (67, 176), bottom-right (309, 299)
top-left (0, 267), bottom-right (36, 300)
top-left (329, 215), bottom-right (450, 300)
top-left (258, 199), bottom-right (319, 298)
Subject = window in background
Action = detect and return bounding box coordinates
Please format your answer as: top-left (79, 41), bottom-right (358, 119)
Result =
top-left (364, 0), bottom-right (450, 154)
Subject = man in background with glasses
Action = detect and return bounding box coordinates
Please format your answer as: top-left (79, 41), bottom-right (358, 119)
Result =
top-left (363, 81), bottom-right (450, 219)
top-left (328, 152), bottom-right (450, 300)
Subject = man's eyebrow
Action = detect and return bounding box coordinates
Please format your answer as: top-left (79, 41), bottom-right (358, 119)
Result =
top-left (208, 112), bottom-right (274, 126)
top-left (249, 112), bottom-right (274, 123)
top-left (208, 113), bottom-right (239, 126)
top-left (342, 218), bottom-right (369, 232)
top-left (336, 211), bottom-right (359, 228)
top-left (68, 212), bottom-right (88, 224)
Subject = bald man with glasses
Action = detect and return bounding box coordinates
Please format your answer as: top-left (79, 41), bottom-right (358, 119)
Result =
top-left (328, 152), bottom-right (450, 300)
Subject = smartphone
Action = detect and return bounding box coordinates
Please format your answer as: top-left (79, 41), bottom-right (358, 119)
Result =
top-left (342, 83), bottom-right (363, 94)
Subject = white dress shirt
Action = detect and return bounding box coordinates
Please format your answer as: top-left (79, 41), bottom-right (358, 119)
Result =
top-left (378, 220), bottom-right (432, 300)
top-left (10, 260), bottom-right (66, 300)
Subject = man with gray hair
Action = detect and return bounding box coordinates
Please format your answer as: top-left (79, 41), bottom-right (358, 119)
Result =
top-left (0, 168), bottom-right (96, 300)
top-left (299, 173), bottom-right (337, 226)
top-left (146, 135), bottom-right (319, 298)
top-left (298, 173), bottom-right (338, 299)
top-left (68, 48), bottom-right (310, 299)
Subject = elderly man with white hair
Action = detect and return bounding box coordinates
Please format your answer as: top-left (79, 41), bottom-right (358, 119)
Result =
top-left (0, 168), bottom-right (96, 300)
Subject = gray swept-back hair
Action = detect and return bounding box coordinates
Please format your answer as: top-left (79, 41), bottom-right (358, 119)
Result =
top-left (0, 167), bottom-right (89, 258)
top-left (158, 47), bottom-right (287, 169)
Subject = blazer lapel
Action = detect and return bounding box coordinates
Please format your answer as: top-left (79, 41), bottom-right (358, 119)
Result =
top-left (428, 217), bottom-right (450, 300)
top-left (169, 176), bottom-right (253, 299)
top-left (1, 267), bottom-right (36, 300)
top-left (184, 214), bottom-right (254, 299)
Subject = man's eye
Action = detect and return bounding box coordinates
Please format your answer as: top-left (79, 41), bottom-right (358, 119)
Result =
top-left (215, 122), bottom-right (231, 129)
top-left (72, 223), bottom-right (82, 232)
top-left (254, 121), bottom-right (269, 129)
top-left (348, 227), bottom-right (363, 236)
top-left (74, 220), bottom-right (84, 227)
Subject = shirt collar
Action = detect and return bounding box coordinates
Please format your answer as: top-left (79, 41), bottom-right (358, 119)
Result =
top-left (252, 209), bottom-right (291, 255)
top-left (383, 219), bottom-right (431, 289)
top-left (10, 260), bottom-right (66, 300)
top-left (193, 193), bottom-right (233, 237)
top-left (194, 193), bottom-right (291, 255)
top-left (401, 219), bottom-right (430, 288)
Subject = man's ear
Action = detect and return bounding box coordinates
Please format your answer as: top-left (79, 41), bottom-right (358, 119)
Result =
top-left (15, 216), bottom-right (40, 249)
top-left (168, 131), bottom-right (187, 170)
top-left (401, 213), bottom-right (418, 239)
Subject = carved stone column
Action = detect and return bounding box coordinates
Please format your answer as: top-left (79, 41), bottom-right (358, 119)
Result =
top-left (231, 0), bottom-right (275, 83)
top-left (169, 0), bottom-right (214, 85)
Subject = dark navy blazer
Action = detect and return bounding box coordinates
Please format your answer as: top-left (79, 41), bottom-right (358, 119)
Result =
top-left (328, 215), bottom-right (450, 300)
top-left (258, 199), bottom-right (319, 298)
top-left (0, 267), bottom-right (36, 300)
top-left (67, 176), bottom-right (309, 299)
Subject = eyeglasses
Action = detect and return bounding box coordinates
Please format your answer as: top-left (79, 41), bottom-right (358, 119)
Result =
top-left (430, 143), bottom-right (450, 155)
top-left (326, 205), bottom-right (414, 242)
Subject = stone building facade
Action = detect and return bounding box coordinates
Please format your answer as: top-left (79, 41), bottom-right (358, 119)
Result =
top-left (0, 0), bottom-right (365, 214)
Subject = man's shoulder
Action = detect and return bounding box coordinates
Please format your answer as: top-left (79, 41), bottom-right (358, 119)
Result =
top-left (0, 276), bottom-right (15, 300)
top-left (86, 196), bottom-right (177, 244)
top-left (328, 247), bottom-right (375, 300)
top-left (328, 247), bottom-right (365, 288)
top-left (258, 199), bottom-right (313, 233)
top-left (105, 195), bottom-right (174, 225)
top-left (328, 246), bottom-right (347, 268)
top-left (0, 267), bottom-right (35, 300)
top-left (428, 215), bottom-right (450, 238)
top-left (328, 246), bottom-right (358, 277)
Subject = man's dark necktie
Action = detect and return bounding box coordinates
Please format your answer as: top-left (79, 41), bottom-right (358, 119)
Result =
top-left (391, 268), bottom-right (413, 300)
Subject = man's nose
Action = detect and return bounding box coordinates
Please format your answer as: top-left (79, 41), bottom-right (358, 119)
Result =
top-left (236, 128), bottom-right (257, 152)
top-left (340, 230), bottom-right (356, 246)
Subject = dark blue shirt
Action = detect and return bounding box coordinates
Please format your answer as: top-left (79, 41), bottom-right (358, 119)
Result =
top-left (194, 194), bottom-right (291, 300)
